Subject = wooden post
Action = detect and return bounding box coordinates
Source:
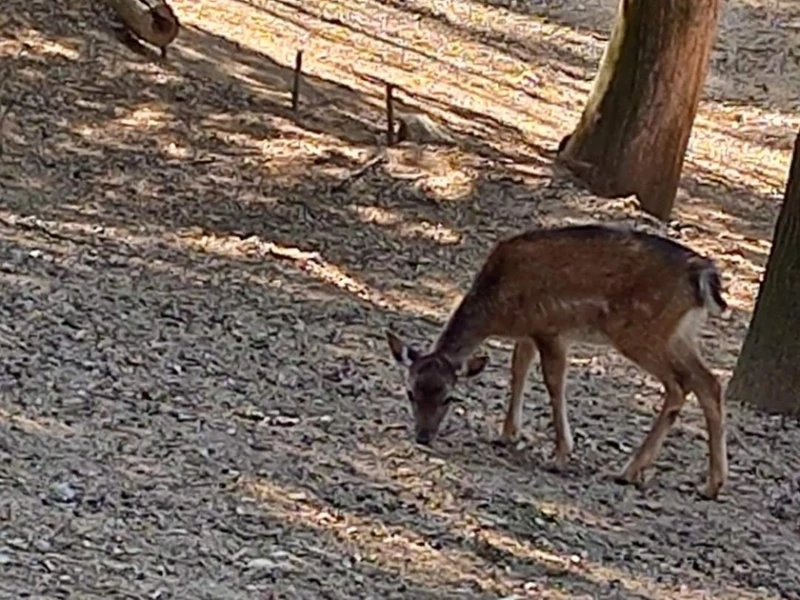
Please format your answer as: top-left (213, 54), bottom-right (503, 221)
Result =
top-left (386, 83), bottom-right (395, 146)
top-left (291, 50), bottom-right (303, 112)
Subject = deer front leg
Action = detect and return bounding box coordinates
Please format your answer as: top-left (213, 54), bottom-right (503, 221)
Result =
top-left (537, 336), bottom-right (572, 471)
top-left (500, 339), bottom-right (536, 444)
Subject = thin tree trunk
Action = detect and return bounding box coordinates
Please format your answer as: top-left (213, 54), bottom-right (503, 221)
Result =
top-left (559, 0), bottom-right (720, 221)
top-left (726, 132), bottom-right (800, 415)
top-left (105, 0), bottom-right (180, 57)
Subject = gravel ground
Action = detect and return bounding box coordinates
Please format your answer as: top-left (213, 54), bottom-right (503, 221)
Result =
top-left (2, 1), bottom-right (800, 598)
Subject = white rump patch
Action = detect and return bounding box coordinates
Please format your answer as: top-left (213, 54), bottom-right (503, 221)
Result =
top-left (669, 307), bottom-right (708, 349)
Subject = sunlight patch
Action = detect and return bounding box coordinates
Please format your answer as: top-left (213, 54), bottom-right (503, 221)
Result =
top-left (4, 30), bottom-right (80, 60)
top-left (348, 205), bottom-right (461, 244)
top-left (113, 105), bottom-right (172, 131)
top-left (0, 410), bottom-right (75, 437)
top-left (422, 170), bottom-right (476, 202)
top-left (349, 205), bottom-right (403, 227)
top-left (238, 475), bottom-right (544, 596)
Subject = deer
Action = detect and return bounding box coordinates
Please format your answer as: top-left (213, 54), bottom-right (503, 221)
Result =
top-left (385, 224), bottom-right (729, 500)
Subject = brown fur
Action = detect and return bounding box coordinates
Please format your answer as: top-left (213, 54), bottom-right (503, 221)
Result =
top-left (386, 224), bottom-right (728, 499)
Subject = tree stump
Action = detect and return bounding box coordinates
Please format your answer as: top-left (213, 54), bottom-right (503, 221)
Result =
top-left (396, 115), bottom-right (454, 145)
top-left (105, 0), bottom-right (180, 58)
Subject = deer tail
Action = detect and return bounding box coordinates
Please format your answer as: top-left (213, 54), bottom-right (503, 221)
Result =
top-left (690, 259), bottom-right (728, 317)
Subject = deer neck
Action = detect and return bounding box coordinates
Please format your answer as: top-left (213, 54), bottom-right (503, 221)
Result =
top-left (431, 295), bottom-right (492, 365)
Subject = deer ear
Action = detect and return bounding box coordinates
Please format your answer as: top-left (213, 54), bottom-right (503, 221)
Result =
top-left (461, 355), bottom-right (488, 378)
top-left (385, 330), bottom-right (419, 367)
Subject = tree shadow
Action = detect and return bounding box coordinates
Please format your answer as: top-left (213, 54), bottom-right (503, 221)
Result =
top-left (366, 0), bottom-right (597, 74)
top-left (679, 168), bottom-right (781, 242)
top-left (461, 0), bottom-right (800, 117)
top-left (239, 0), bottom-right (593, 99)
top-left (705, 0), bottom-right (800, 114)
top-left (458, 0), bottom-right (614, 36)
top-left (170, 19), bottom-right (553, 166)
top-left (0, 0), bottom-right (783, 342)
top-left (3, 194), bottom-right (797, 598)
top-left (232, 445), bottom-right (661, 599)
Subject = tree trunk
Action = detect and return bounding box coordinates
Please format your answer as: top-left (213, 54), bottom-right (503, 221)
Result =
top-left (558, 0), bottom-right (720, 221)
top-left (105, 0), bottom-right (180, 57)
top-left (726, 132), bottom-right (800, 415)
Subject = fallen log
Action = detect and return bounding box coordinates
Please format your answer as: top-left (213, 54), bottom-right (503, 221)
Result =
top-left (104, 0), bottom-right (180, 58)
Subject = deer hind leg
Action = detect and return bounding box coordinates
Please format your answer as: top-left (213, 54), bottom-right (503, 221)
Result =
top-left (500, 338), bottom-right (537, 444)
top-left (536, 335), bottom-right (572, 470)
top-left (683, 355), bottom-right (728, 500)
top-left (618, 372), bottom-right (687, 485)
top-left (613, 342), bottom-right (689, 485)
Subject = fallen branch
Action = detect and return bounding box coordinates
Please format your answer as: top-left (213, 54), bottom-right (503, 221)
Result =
top-left (0, 215), bottom-right (96, 247)
top-left (330, 151), bottom-right (387, 193)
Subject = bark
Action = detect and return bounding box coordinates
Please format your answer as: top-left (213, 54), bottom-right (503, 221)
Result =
top-left (559, 0), bottom-right (720, 221)
top-left (105, 0), bottom-right (180, 56)
top-left (726, 132), bottom-right (800, 415)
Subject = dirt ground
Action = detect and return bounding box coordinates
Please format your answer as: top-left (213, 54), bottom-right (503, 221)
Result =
top-left (2, 0), bottom-right (800, 598)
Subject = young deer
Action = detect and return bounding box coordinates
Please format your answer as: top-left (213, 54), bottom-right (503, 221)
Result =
top-left (386, 224), bottom-right (729, 499)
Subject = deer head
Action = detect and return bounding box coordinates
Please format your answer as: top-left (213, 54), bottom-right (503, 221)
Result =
top-left (385, 330), bottom-right (488, 445)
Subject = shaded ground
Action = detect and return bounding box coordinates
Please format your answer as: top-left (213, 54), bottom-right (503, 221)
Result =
top-left (1, 0), bottom-right (800, 598)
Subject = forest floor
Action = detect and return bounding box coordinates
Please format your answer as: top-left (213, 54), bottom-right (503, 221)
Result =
top-left (2, 0), bottom-right (800, 598)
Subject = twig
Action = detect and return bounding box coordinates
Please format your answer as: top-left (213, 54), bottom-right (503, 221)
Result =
top-left (728, 422), bottom-right (755, 457)
top-left (0, 215), bottom-right (89, 246)
top-left (291, 50), bottom-right (303, 111)
top-left (330, 151), bottom-right (387, 193)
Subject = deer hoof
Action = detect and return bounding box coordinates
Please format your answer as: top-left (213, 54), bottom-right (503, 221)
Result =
top-left (696, 480), bottom-right (723, 501)
top-left (497, 424), bottom-right (519, 446)
top-left (613, 466), bottom-right (646, 488)
top-left (543, 451), bottom-right (570, 474)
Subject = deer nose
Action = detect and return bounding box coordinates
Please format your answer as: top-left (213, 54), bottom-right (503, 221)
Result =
top-left (415, 430), bottom-right (432, 445)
